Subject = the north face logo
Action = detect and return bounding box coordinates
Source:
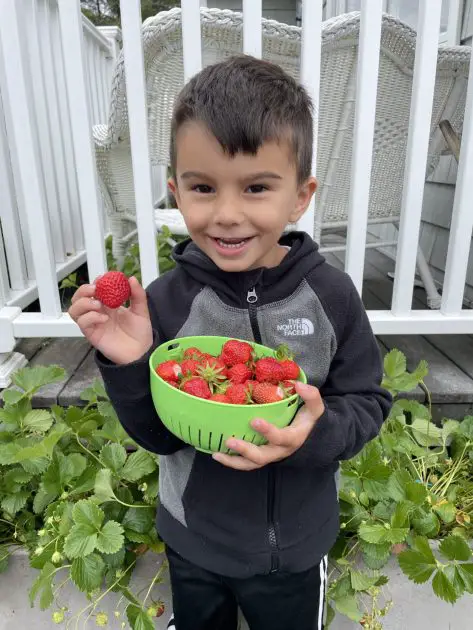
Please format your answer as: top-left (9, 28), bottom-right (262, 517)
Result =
top-left (277, 318), bottom-right (314, 336)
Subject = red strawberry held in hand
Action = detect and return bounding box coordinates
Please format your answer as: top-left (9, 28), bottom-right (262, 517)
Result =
top-left (221, 339), bottom-right (254, 366)
top-left (181, 377), bottom-right (211, 399)
top-left (255, 357), bottom-right (285, 384)
top-left (156, 360), bottom-right (182, 383)
top-left (95, 271), bottom-right (131, 309)
top-left (253, 382), bottom-right (285, 404)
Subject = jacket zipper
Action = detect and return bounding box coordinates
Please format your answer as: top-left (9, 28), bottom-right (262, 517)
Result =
top-left (246, 286), bottom-right (279, 573)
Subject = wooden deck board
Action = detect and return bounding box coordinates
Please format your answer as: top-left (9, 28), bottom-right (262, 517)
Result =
top-left (28, 337), bottom-right (91, 407)
top-left (58, 348), bottom-right (100, 407)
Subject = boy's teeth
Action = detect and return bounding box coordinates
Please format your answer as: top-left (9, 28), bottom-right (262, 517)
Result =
top-left (217, 238), bottom-right (247, 249)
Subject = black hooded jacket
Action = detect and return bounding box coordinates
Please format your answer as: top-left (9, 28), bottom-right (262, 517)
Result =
top-left (97, 231), bottom-right (391, 577)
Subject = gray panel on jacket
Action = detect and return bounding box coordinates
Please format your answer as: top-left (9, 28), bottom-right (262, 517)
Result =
top-left (159, 448), bottom-right (196, 527)
top-left (255, 278), bottom-right (337, 387)
top-left (176, 286), bottom-right (254, 339)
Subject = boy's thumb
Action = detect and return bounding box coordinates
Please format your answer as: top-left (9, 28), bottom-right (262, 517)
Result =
top-left (295, 382), bottom-right (324, 421)
top-left (128, 276), bottom-right (149, 317)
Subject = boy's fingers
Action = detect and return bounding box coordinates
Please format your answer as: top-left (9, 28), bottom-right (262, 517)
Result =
top-left (76, 311), bottom-right (109, 331)
top-left (70, 284), bottom-right (96, 304)
top-left (68, 296), bottom-right (104, 321)
top-left (293, 383), bottom-right (324, 424)
top-left (213, 452), bottom-right (262, 471)
top-left (128, 276), bottom-right (150, 318)
top-left (251, 419), bottom-right (293, 447)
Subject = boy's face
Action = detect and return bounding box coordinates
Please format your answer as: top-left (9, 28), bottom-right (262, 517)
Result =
top-left (169, 122), bottom-right (317, 272)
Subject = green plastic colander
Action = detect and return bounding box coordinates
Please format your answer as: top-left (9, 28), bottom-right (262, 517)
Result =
top-left (149, 335), bottom-right (307, 454)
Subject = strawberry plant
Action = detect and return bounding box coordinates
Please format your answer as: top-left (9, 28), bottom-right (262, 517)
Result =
top-left (326, 350), bottom-right (473, 628)
top-left (0, 349), bottom-right (472, 629)
top-left (0, 367), bottom-right (165, 629)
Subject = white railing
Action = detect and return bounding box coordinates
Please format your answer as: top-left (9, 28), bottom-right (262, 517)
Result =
top-left (0, 0), bottom-right (473, 374)
top-left (0, 0), bottom-right (117, 318)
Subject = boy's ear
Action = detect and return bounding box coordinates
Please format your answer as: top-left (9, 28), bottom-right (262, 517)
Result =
top-left (289, 176), bottom-right (317, 223)
top-left (168, 177), bottom-right (180, 206)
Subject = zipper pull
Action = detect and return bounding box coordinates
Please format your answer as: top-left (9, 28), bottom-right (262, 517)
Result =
top-left (247, 287), bottom-right (258, 304)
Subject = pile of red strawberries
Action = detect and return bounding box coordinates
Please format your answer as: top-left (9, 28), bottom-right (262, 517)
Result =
top-left (155, 339), bottom-right (301, 404)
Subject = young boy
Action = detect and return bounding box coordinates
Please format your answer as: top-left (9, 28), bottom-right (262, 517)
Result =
top-left (69, 56), bottom-right (391, 630)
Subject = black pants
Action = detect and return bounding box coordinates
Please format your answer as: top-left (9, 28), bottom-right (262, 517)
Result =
top-left (166, 546), bottom-right (327, 630)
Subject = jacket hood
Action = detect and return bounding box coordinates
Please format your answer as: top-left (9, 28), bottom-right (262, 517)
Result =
top-left (172, 231), bottom-right (325, 306)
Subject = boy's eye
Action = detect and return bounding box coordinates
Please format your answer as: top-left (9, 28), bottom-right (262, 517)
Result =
top-left (247, 184), bottom-right (268, 194)
top-left (192, 184), bottom-right (214, 194)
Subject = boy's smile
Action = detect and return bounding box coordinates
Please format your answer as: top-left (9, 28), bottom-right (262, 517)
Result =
top-left (169, 122), bottom-right (317, 272)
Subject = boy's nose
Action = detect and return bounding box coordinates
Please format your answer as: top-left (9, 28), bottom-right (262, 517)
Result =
top-left (213, 197), bottom-right (244, 225)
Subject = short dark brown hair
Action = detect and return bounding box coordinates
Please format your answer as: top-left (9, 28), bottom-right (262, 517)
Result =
top-left (170, 55), bottom-right (313, 184)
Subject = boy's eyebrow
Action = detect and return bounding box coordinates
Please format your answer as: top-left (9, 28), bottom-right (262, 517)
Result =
top-left (180, 171), bottom-right (283, 181)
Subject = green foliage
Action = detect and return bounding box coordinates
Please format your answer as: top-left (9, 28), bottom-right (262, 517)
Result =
top-left (0, 367), bottom-right (163, 628)
top-left (327, 350), bottom-right (473, 628)
top-left (1, 348), bottom-right (472, 628)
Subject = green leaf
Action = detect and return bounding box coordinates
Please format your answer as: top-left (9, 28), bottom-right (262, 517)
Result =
top-left (398, 550), bottom-right (436, 584)
top-left (459, 416), bottom-right (473, 440)
top-left (121, 450), bottom-right (157, 482)
top-left (33, 484), bottom-right (58, 514)
top-left (96, 520), bottom-right (124, 554)
top-left (101, 443), bottom-right (127, 474)
top-left (94, 468), bottom-right (117, 503)
top-left (391, 502), bottom-right (410, 528)
top-left (0, 442), bottom-right (21, 465)
top-left (103, 546), bottom-right (126, 569)
top-left (126, 605), bottom-right (155, 630)
top-left (384, 350), bottom-right (406, 379)
top-left (412, 509), bottom-right (440, 537)
top-left (442, 419), bottom-right (460, 442)
top-left (22, 410), bottom-right (53, 433)
top-left (387, 469), bottom-right (412, 501)
top-left (29, 562), bottom-right (56, 610)
top-left (70, 554), bottom-right (105, 592)
top-left (411, 535), bottom-right (436, 562)
top-left (63, 524), bottom-right (98, 559)
top-left (1, 491), bottom-right (29, 515)
top-left (1, 389), bottom-right (24, 405)
top-left (359, 540), bottom-right (391, 570)
top-left (433, 501), bottom-right (456, 523)
top-left (72, 500), bottom-right (104, 529)
top-left (350, 569), bottom-right (379, 592)
top-left (432, 569), bottom-right (458, 604)
top-left (411, 418), bottom-right (443, 447)
top-left (333, 594), bottom-right (364, 623)
top-left (97, 401), bottom-right (118, 420)
top-left (122, 508), bottom-right (154, 534)
top-left (66, 453), bottom-right (87, 480)
top-left (439, 535), bottom-right (472, 562)
top-left (358, 522), bottom-right (389, 544)
top-left (2, 467), bottom-right (33, 491)
top-left (457, 564), bottom-right (473, 593)
top-left (69, 465), bottom-right (98, 496)
top-left (405, 482), bottom-right (428, 505)
top-left (12, 366), bottom-right (65, 394)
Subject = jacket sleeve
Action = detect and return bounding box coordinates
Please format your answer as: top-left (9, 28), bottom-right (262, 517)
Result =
top-left (95, 293), bottom-right (187, 455)
top-left (280, 285), bottom-right (392, 468)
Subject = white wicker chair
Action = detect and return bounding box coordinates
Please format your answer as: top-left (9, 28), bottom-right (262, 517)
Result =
top-left (93, 8), bottom-right (470, 307)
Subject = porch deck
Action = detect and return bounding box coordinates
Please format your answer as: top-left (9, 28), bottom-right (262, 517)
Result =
top-left (3, 250), bottom-right (473, 420)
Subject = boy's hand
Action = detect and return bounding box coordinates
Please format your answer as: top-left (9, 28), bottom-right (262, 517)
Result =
top-left (212, 382), bottom-right (324, 470)
top-left (68, 276), bottom-right (153, 365)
